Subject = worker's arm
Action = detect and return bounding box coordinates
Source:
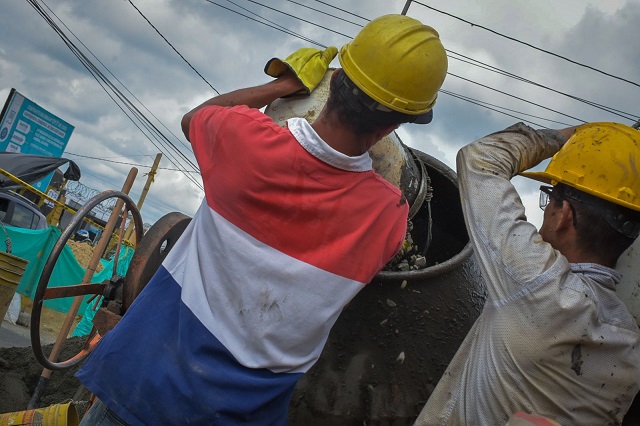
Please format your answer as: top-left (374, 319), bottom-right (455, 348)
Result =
top-left (181, 71), bottom-right (303, 141)
top-left (456, 123), bottom-right (576, 302)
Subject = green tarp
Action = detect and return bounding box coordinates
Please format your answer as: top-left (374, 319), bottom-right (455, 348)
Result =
top-left (0, 224), bottom-right (134, 317)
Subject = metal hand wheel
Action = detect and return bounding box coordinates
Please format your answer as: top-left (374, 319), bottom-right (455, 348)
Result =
top-left (30, 190), bottom-right (143, 370)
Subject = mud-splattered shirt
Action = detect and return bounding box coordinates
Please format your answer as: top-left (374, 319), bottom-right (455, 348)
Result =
top-left (414, 123), bottom-right (640, 426)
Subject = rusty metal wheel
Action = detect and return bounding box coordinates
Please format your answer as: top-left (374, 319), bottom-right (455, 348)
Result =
top-left (30, 190), bottom-right (143, 371)
top-left (123, 211), bottom-right (191, 311)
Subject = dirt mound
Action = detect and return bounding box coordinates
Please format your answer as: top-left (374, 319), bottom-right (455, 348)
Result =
top-left (0, 337), bottom-right (89, 414)
top-left (66, 240), bottom-right (102, 271)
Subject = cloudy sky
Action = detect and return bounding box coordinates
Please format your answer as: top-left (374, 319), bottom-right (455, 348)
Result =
top-left (1, 0), bottom-right (639, 230)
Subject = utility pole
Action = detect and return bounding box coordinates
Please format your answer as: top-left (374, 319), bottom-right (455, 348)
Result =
top-left (124, 153), bottom-right (162, 242)
top-left (401, 0), bottom-right (413, 15)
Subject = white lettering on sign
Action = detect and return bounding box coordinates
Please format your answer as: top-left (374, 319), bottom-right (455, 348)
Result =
top-left (16, 119), bottom-right (30, 134)
top-left (22, 110), bottom-right (66, 138)
top-left (6, 142), bottom-right (21, 153)
top-left (10, 132), bottom-right (25, 145)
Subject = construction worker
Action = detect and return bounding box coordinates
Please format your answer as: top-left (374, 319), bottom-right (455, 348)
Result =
top-left (414, 122), bottom-right (640, 425)
top-left (76, 14), bottom-right (448, 425)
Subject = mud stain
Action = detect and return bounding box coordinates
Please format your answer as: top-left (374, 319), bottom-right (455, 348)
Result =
top-left (571, 344), bottom-right (583, 376)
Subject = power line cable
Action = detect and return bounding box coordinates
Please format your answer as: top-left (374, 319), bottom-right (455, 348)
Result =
top-left (61, 2), bottom-right (201, 171)
top-left (447, 51), bottom-right (638, 121)
top-left (203, 0), bottom-right (326, 47)
top-left (413, 1), bottom-right (640, 89)
top-left (28, 0), bottom-right (204, 191)
top-left (30, 0), bottom-right (634, 187)
top-left (66, 152), bottom-right (200, 173)
top-left (239, 0), bottom-right (352, 38)
top-left (126, 0), bottom-right (220, 95)
top-left (305, 1), bottom-right (637, 122)
top-left (34, 1), bottom-right (199, 179)
top-left (216, 1), bottom-right (590, 124)
top-left (222, 0), bottom-right (321, 46)
top-left (443, 92), bottom-right (543, 127)
top-left (440, 90), bottom-right (572, 127)
top-left (307, 0), bottom-right (370, 22)
top-left (205, 1), bottom-right (593, 125)
top-left (282, 0), bottom-right (364, 27)
top-left (448, 72), bottom-right (587, 123)
top-left (220, 0), bottom-right (632, 124)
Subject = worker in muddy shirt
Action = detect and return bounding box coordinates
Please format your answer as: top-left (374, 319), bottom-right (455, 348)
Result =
top-left (414, 123), bottom-right (640, 425)
top-left (76, 14), bottom-right (448, 426)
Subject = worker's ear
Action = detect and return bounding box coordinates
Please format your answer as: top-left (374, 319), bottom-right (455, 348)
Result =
top-left (555, 200), bottom-right (575, 232)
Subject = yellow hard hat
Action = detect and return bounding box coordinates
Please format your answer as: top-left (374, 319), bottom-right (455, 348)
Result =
top-left (338, 14), bottom-right (448, 119)
top-left (521, 122), bottom-right (640, 212)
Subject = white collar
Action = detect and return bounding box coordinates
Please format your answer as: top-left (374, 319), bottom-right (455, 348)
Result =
top-left (287, 117), bottom-right (372, 172)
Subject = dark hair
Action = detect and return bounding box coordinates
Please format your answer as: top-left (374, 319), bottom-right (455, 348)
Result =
top-left (324, 71), bottom-right (414, 137)
top-left (553, 183), bottom-right (640, 265)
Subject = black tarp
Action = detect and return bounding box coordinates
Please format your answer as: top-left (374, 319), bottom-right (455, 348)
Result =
top-left (0, 153), bottom-right (81, 189)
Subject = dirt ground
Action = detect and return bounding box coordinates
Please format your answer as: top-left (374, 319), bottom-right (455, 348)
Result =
top-left (0, 240), bottom-right (99, 417)
top-left (0, 337), bottom-right (90, 414)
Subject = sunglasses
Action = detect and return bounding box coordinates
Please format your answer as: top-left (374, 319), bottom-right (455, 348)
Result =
top-left (539, 185), bottom-right (578, 228)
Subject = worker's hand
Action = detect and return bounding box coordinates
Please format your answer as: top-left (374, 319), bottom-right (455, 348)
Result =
top-left (264, 46), bottom-right (338, 96)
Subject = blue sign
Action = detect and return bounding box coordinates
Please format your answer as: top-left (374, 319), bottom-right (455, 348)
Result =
top-left (0, 89), bottom-right (74, 192)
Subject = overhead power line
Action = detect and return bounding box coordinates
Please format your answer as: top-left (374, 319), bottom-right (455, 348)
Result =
top-left (221, 0), bottom-right (637, 125)
top-left (440, 90), bottom-right (573, 127)
top-left (239, 0), bottom-right (352, 38)
top-left (308, 0), bottom-right (370, 22)
top-left (28, 0), bottom-right (204, 191)
top-left (222, 0), bottom-right (321, 46)
top-left (66, 152), bottom-right (199, 173)
top-left (448, 72), bottom-right (587, 123)
top-left (446, 51), bottom-right (639, 122)
top-left (279, 0), bottom-right (638, 122)
top-left (413, 1), bottom-right (640, 89)
top-left (204, 0), bottom-right (326, 47)
top-left (283, 0), bottom-right (364, 27)
top-left (126, 0), bottom-right (221, 95)
top-left (205, 0), bottom-right (588, 124)
top-left (27, 0), bottom-right (638, 195)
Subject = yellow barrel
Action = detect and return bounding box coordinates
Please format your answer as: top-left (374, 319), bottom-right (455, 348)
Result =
top-left (0, 401), bottom-right (79, 426)
top-left (0, 251), bottom-right (28, 320)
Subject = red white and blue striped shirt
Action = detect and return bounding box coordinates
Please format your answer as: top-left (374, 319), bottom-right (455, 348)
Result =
top-left (77, 105), bottom-right (408, 425)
